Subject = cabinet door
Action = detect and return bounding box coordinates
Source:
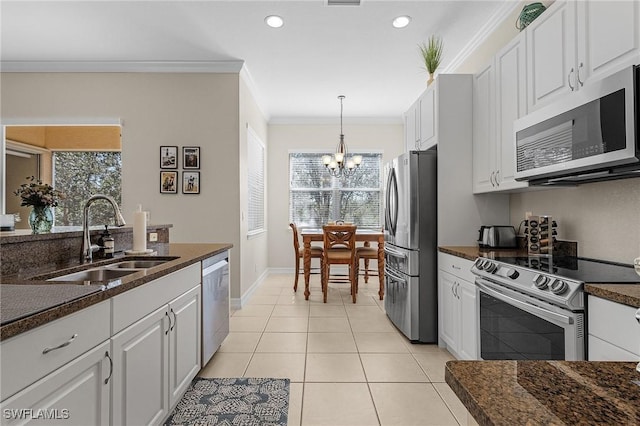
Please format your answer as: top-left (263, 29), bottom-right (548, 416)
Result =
top-left (168, 286), bottom-right (201, 409)
top-left (526, 0), bottom-right (576, 111)
top-left (418, 87), bottom-right (437, 150)
top-left (111, 305), bottom-right (169, 426)
top-left (404, 106), bottom-right (417, 152)
top-left (577, 0), bottom-right (640, 86)
top-left (472, 61), bottom-right (496, 193)
top-left (0, 341), bottom-right (110, 426)
top-left (495, 33), bottom-right (529, 191)
top-left (458, 280), bottom-right (478, 360)
top-left (438, 270), bottom-right (459, 353)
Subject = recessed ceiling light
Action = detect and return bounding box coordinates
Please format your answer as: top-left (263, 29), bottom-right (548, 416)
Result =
top-left (392, 15), bottom-right (411, 29)
top-left (265, 15), bottom-right (284, 28)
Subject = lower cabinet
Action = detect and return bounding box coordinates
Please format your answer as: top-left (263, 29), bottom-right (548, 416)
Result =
top-left (0, 341), bottom-right (111, 425)
top-left (438, 252), bottom-right (478, 360)
top-left (111, 285), bottom-right (201, 426)
top-left (438, 270), bottom-right (478, 360)
top-left (587, 295), bottom-right (640, 361)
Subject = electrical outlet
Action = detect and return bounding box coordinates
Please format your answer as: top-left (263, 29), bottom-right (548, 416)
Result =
top-left (149, 232), bottom-right (158, 242)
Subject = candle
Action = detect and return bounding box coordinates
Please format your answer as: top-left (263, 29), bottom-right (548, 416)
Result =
top-left (133, 204), bottom-right (147, 252)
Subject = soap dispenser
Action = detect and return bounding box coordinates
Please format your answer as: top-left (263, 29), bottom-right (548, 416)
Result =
top-left (100, 225), bottom-right (115, 258)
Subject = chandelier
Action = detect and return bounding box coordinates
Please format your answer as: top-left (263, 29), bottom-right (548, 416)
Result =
top-left (322, 95), bottom-right (362, 178)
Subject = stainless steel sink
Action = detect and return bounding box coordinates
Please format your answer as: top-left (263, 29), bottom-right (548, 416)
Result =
top-left (47, 268), bottom-right (139, 282)
top-left (105, 260), bottom-right (170, 269)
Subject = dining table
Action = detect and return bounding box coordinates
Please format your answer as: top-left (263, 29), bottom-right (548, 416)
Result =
top-left (300, 228), bottom-right (385, 301)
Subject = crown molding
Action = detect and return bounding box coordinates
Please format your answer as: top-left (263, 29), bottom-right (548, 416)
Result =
top-left (442, 1), bottom-right (522, 73)
top-left (0, 60), bottom-right (245, 73)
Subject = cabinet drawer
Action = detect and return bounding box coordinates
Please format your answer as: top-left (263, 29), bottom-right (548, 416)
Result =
top-left (112, 263), bottom-right (200, 334)
top-left (588, 295), bottom-right (640, 356)
top-left (0, 300), bottom-right (110, 401)
top-left (438, 252), bottom-right (475, 283)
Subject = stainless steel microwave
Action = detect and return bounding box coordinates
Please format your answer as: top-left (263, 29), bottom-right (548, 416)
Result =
top-left (514, 65), bottom-right (639, 185)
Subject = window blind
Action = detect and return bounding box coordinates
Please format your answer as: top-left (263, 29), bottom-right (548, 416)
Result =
top-left (289, 152), bottom-right (382, 228)
top-left (247, 127), bottom-right (265, 234)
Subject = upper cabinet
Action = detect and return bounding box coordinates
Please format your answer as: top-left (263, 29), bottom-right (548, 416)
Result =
top-left (404, 84), bottom-right (436, 151)
top-left (473, 33), bottom-right (528, 193)
top-left (527, 0), bottom-right (640, 112)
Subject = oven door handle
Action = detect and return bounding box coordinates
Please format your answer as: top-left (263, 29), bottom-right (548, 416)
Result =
top-left (476, 280), bottom-right (573, 325)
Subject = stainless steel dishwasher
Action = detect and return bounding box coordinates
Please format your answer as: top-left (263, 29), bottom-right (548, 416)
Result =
top-left (201, 251), bottom-right (230, 365)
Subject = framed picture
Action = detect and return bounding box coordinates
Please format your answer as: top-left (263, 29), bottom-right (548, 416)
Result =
top-left (160, 171), bottom-right (178, 194)
top-left (182, 171), bottom-right (200, 194)
top-left (183, 146), bottom-right (200, 169)
top-left (160, 146), bottom-right (178, 169)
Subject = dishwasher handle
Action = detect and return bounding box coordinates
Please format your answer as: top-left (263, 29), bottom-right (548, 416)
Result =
top-left (203, 260), bottom-right (228, 276)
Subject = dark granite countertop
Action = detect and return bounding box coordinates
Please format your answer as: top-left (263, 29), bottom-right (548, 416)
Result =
top-left (446, 360), bottom-right (640, 426)
top-left (439, 246), bottom-right (640, 308)
top-left (0, 243), bottom-right (232, 341)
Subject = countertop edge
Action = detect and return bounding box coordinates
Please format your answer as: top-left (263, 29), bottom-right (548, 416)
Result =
top-left (0, 242), bottom-right (233, 341)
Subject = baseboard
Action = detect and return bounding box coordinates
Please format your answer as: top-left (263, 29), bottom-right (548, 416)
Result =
top-left (231, 268), bottom-right (270, 309)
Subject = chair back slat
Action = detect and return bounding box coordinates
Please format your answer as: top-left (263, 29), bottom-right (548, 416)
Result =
top-left (289, 222), bottom-right (300, 251)
top-left (322, 224), bottom-right (357, 251)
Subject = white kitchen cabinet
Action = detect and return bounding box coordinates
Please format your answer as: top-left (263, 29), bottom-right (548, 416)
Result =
top-left (0, 341), bottom-right (111, 426)
top-left (494, 33), bottom-right (529, 191)
top-left (587, 295), bottom-right (640, 361)
top-left (438, 253), bottom-right (478, 360)
top-left (404, 102), bottom-right (418, 152)
top-left (527, 0), bottom-right (640, 112)
top-left (111, 285), bottom-right (201, 426)
top-left (472, 61), bottom-right (496, 193)
top-left (417, 87), bottom-right (436, 150)
top-left (168, 286), bottom-right (201, 408)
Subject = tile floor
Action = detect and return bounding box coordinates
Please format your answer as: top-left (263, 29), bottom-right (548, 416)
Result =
top-left (198, 273), bottom-right (477, 426)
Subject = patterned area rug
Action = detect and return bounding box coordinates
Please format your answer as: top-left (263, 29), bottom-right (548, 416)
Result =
top-left (165, 377), bottom-right (290, 426)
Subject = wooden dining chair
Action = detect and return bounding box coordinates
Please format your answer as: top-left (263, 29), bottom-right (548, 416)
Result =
top-left (322, 224), bottom-right (357, 303)
top-left (355, 241), bottom-right (379, 294)
top-left (290, 223), bottom-right (323, 292)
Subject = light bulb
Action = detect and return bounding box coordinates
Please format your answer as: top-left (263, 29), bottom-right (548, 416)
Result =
top-left (328, 161), bottom-right (337, 170)
top-left (346, 160), bottom-right (355, 169)
top-left (335, 152), bottom-right (344, 163)
top-left (353, 155), bottom-right (362, 165)
top-left (322, 155), bottom-right (332, 165)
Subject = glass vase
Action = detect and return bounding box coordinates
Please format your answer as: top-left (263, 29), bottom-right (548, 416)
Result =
top-left (29, 205), bottom-right (53, 234)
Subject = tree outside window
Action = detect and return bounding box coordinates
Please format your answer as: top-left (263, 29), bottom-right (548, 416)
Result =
top-left (53, 152), bottom-right (122, 226)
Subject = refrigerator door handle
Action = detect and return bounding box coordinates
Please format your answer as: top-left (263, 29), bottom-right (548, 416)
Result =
top-left (385, 267), bottom-right (407, 285)
top-left (384, 246), bottom-right (407, 259)
top-left (385, 167), bottom-right (398, 236)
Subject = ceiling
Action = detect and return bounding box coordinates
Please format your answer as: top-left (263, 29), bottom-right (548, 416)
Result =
top-left (1, 1), bottom-right (512, 122)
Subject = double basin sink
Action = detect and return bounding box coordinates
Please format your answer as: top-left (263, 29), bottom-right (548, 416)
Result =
top-left (32, 257), bottom-right (179, 286)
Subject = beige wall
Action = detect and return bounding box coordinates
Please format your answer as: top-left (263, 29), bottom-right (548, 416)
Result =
top-left (238, 73), bottom-right (269, 301)
top-left (1, 72), bottom-right (244, 294)
top-left (453, 0), bottom-right (640, 264)
top-left (267, 122), bottom-right (404, 270)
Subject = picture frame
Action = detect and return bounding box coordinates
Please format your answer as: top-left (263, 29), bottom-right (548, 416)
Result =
top-left (182, 171), bottom-right (200, 194)
top-left (183, 146), bottom-right (200, 169)
top-left (160, 171), bottom-right (178, 194)
top-left (160, 146), bottom-right (178, 169)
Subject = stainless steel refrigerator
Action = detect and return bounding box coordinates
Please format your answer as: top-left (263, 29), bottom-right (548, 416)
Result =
top-left (384, 149), bottom-right (437, 343)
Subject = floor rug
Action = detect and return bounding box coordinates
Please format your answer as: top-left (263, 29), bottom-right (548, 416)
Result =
top-left (165, 377), bottom-right (290, 426)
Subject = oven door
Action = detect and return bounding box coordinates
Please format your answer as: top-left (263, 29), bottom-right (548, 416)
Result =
top-left (476, 278), bottom-right (584, 361)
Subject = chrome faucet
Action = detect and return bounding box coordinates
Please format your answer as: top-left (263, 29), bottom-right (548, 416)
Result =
top-left (81, 195), bottom-right (126, 262)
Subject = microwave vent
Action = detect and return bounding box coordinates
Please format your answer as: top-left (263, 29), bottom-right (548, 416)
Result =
top-left (517, 120), bottom-right (574, 172)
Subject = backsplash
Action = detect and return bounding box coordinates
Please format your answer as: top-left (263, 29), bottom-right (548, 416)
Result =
top-left (0, 225), bottom-right (171, 276)
top-left (510, 178), bottom-right (640, 264)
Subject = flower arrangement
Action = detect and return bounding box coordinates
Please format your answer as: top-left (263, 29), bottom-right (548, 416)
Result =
top-left (14, 176), bottom-right (65, 208)
top-left (419, 35), bottom-right (444, 85)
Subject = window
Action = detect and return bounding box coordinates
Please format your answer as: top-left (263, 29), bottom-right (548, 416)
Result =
top-left (53, 151), bottom-right (122, 226)
top-left (247, 127), bottom-right (266, 235)
top-left (289, 152), bottom-right (383, 228)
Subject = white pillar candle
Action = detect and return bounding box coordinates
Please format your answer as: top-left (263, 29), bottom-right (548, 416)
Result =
top-left (133, 204), bottom-right (147, 252)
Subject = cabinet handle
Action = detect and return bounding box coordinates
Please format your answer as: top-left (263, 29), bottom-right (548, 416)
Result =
top-left (577, 62), bottom-right (584, 87)
top-left (165, 311), bottom-right (171, 335)
top-left (568, 68), bottom-right (575, 91)
top-left (104, 351), bottom-right (113, 385)
top-left (170, 308), bottom-right (176, 331)
top-left (451, 264), bottom-right (461, 270)
top-left (42, 333), bottom-right (78, 354)
top-left (490, 171), bottom-right (495, 187)
top-left (495, 170), bottom-right (500, 186)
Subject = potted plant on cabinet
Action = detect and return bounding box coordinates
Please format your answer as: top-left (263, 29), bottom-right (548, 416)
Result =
top-left (419, 35), bottom-right (444, 86)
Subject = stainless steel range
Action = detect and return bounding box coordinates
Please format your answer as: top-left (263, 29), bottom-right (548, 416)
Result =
top-left (471, 256), bottom-right (638, 361)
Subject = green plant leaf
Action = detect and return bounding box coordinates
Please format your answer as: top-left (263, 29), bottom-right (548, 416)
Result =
top-left (419, 35), bottom-right (444, 74)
